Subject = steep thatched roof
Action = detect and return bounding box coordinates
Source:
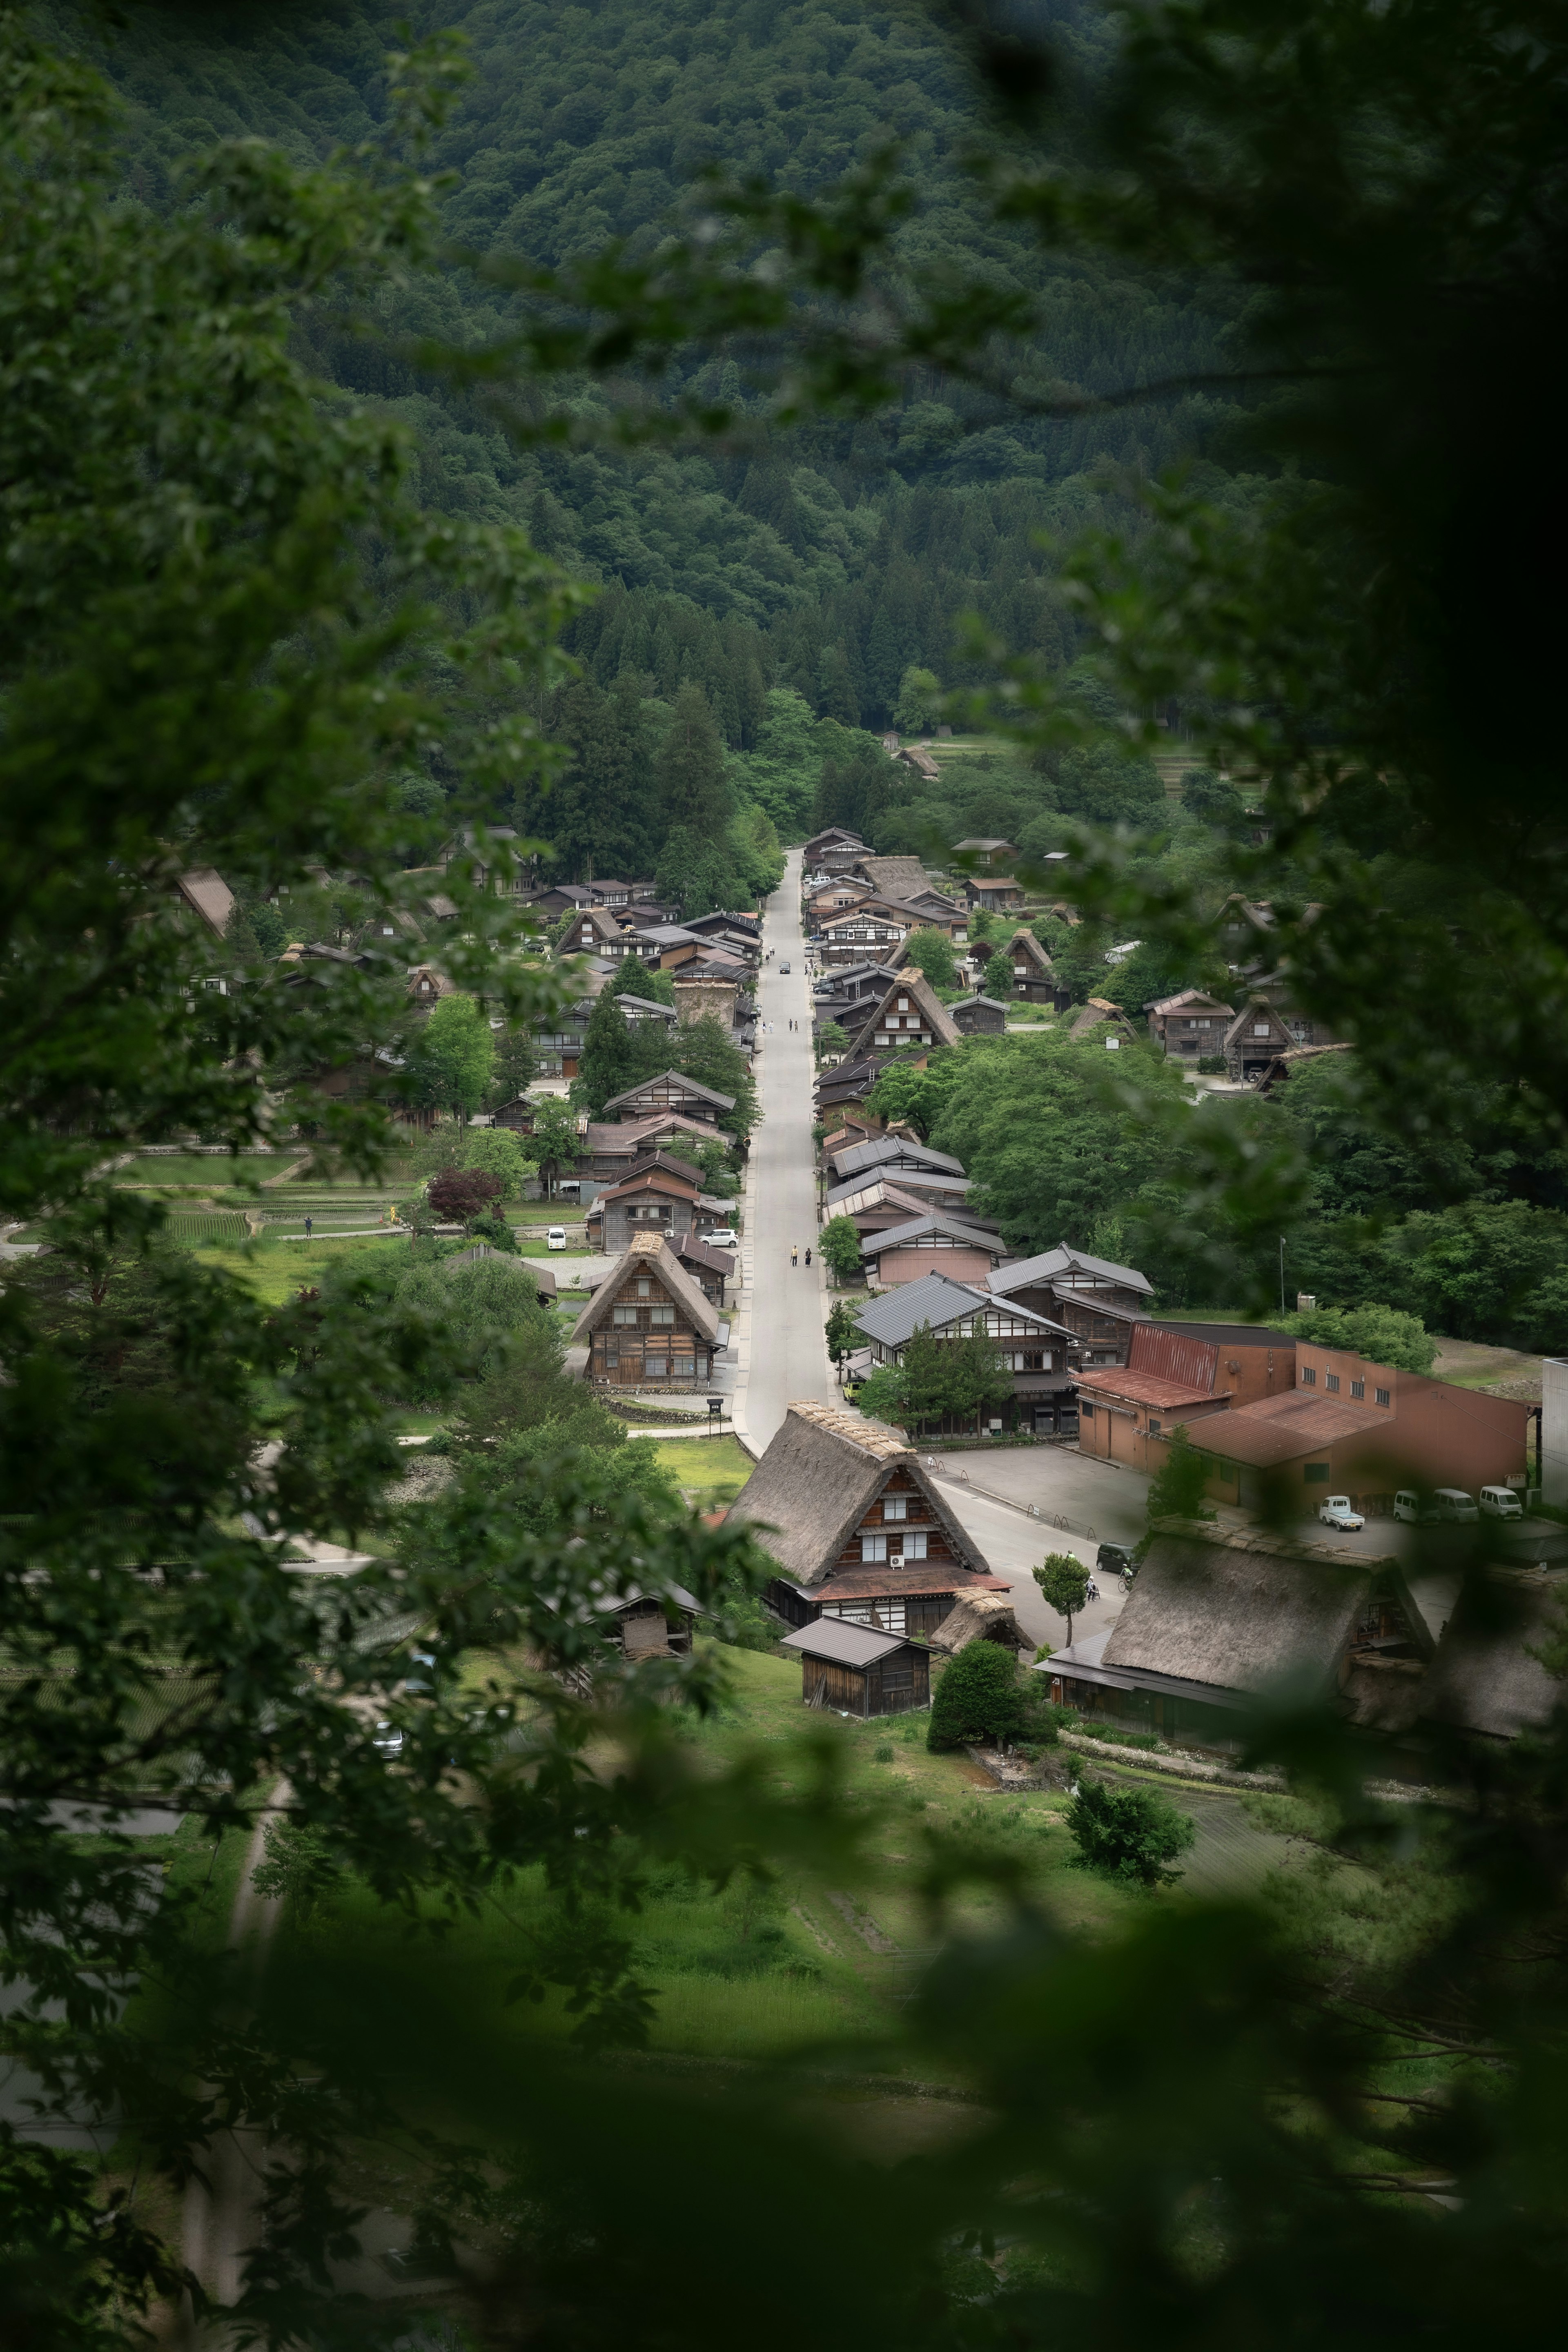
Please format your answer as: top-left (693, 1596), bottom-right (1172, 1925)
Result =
top-left (727, 1401), bottom-right (991, 1588)
top-left (854, 855), bottom-right (932, 901)
top-left (569, 1232), bottom-right (721, 1347)
top-left (1418, 1568), bottom-right (1567, 1741)
top-left (928, 1591), bottom-right (1024, 1656)
top-left (1102, 1521), bottom-right (1430, 1696)
top-left (844, 969), bottom-right (962, 1059)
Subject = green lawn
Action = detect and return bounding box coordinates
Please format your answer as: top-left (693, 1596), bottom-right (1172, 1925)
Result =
top-left (639, 1434), bottom-right (754, 1508)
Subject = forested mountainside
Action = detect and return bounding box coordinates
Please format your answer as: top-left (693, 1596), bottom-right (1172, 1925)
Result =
top-left (47, 0), bottom-right (1239, 859)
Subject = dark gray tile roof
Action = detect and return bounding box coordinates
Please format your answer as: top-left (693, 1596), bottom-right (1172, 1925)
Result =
top-left (989, 1243), bottom-right (1153, 1296)
top-left (854, 1272), bottom-right (1059, 1347)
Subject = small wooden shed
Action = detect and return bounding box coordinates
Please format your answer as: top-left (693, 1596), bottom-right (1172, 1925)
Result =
top-left (781, 1618), bottom-right (931, 1717)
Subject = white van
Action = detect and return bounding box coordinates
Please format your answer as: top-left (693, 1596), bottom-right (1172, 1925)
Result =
top-left (1394, 1488), bottom-right (1479, 1524)
top-left (1479, 1484), bottom-right (1524, 1519)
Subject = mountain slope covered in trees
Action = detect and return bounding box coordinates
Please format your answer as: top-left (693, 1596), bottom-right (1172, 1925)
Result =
top-left (52, 0), bottom-right (1234, 859)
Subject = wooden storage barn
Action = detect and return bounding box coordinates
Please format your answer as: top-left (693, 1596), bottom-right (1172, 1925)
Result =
top-left (781, 1617), bottom-right (931, 1716)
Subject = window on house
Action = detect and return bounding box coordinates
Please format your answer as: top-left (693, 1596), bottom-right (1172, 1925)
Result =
top-left (644, 1354), bottom-right (668, 1379)
top-left (1301, 1366), bottom-right (1316, 1386)
top-left (636, 1280), bottom-right (650, 1298)
top-left (861, 1533), bottom-right (889, 1562)
top-left (882, 1495), bottom-right (908, 1521)
top-left (612, 1307), bottom-right (638, 1325)
top-left (896, 1531), bottom-right (929, 1561)
top-left (1148, 1417), bottom-right (1162, 1434)
top-left (1080, 1402), bottom-right (1096, 1420)
top-left (1304, 1463), bottom-right (1331, 1482)
top-left (1350, 1379), bottom-right (1365, 1399)
top-left (1253, 1021), bottom-right (1270, 1036)
top-left (650, 1305), bottom-right (674, 1326)
top-left (1325, 1372), bottom-right (1341, 1393)
top-left (1375, 1387), bottom-right (1391, 1407)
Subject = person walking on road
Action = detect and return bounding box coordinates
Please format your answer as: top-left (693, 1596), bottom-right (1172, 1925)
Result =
top-left (304, 1215), bottom-right (313, 1238)
top-left (791, 1244), bottom-right (798, 1267)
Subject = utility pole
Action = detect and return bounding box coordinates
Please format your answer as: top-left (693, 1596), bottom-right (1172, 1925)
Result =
top-left (1278, 1236), bottom-right (1286, 1318)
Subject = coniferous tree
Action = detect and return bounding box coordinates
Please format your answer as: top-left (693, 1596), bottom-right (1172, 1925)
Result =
top-left (656, 679), bottom-right (732, 837)
top-left (573, 988), bottom-right (642, 1118)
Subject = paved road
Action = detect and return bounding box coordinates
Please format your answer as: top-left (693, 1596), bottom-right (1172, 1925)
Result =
top-left (923, 1445), bottom-right (1150, 1648)
top-left (742, 850), bottom-right (837, 1450)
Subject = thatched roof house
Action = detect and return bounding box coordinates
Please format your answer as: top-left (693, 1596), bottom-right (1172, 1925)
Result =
top-left (1040, 1519), bottom-right (1432, 1751)
top-left (729, 1401), bottom-right (1004, 1640)
top-left (928, 1591), bottom-right (1024, 1657)
top-left (570, 1232), bottom-right (725, 1391)
top-left (1418, 1568), bottom-right (1567, 1742)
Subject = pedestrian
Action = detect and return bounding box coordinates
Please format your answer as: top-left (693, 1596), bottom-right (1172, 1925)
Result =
top-left (304, 1214), bottom-right (312, 1238)
top-left (804, 1247), bottom-right (812, 1266)
top-left (791, 1244), bottom-right (798, 1266)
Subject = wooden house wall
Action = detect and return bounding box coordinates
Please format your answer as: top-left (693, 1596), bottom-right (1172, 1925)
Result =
top-left (588, 1265), bottom-right (716, 1390)
top-left (799, 1647), bottom-right (929, 1716)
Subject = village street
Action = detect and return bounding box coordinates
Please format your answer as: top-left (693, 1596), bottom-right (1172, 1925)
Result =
top-left (735, 848), bottom-right (838, 1450)
top-left (736, 849), bottom-right (1148, 1654)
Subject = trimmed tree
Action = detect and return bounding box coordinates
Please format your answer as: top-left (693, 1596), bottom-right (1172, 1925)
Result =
top-left (1034, 1552), bottom-right (1090, 1647)
top-left (529, 1097), bottom-right (583, 1200)
top-left (1146, 1425), bottom-right (1216, 1524)
top-left (927, 1642), bottom-right (1028, 1751)
top-left (1067, 1781), bottom-right (1196, 1890)
top-left (982, 949), bottom-right (1016, 1001)
top-left (820, 1214), bottom-right (864, 1287)
top-left (902, 926), bottom-right (959, 988)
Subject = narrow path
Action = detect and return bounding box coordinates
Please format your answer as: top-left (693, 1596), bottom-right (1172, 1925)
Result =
top-left (735, 849), bottom-right (836, 1451)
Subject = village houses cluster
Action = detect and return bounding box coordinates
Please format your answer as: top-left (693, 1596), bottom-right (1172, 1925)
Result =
top-left (169, 805), bottom-right (1555, 1786)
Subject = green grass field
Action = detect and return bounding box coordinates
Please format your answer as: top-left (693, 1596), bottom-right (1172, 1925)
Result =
top-left (639, 1435), bottom-right (754, 1509)
top-left (266, 1646), bottom-right (1132, 2074)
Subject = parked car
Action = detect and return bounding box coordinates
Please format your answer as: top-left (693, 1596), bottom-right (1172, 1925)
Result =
top-left (546, 1226), bottom-right (567, 1250)
top-left (1318, 1495), bottom-right (1365, 1531)
top-left (1479, 1483), bottom-right (1525, 1519)
top-left (705, 1229), bottom-right (739, 1252)
top-left (1395, 1487), bottom-right (1479, 1525)
top-left (1096, 1541), bottom-right (1136, 1578)
top-left (372, 1721), bottom-right (404, 1758)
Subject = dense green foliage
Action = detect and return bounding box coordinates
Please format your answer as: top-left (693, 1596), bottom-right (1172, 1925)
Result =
top-left (1066, 1778), bottom-right (1196, 1889)
top-left (18, 0), bottom-right (1568, 2345)
top-left (44, 0), bottom-right (1232, 880)
top-left (927, 1639), bottom-right (1029, 1750)
top-left (574, 999), bottom-right (758, 1132)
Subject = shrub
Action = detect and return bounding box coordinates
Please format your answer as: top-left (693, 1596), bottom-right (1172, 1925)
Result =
top-left (927, 1642), bottom-right (1028, 1751)
top-left (1066, 1780), bottom-right (1196, 1889)
top-left (874, 1742), bottom-right (895, 1762)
